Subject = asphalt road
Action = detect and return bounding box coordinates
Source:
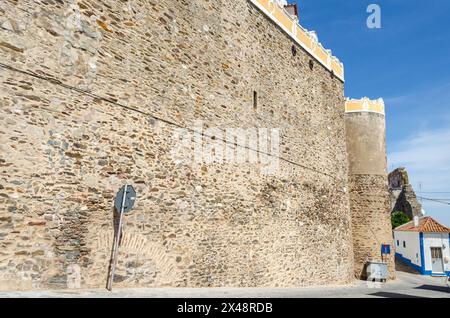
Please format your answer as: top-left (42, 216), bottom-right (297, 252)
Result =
top-left (0, 271), bottom-right (448, 298)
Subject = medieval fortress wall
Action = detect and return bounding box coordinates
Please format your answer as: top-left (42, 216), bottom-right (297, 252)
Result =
top-left (0, 0), bottom-right (390, 290)
top-left (344, 98), bottom-right (395, 279)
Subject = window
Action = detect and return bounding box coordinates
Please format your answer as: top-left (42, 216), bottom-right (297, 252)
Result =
top-left (396, 240), bottom-right (399, 246)
top-left (253, 91), bottom-right (257, 110)
top-left (403, 241), bottom-right (406, 248)
top-left (431, 247), bottom-right (443, 259)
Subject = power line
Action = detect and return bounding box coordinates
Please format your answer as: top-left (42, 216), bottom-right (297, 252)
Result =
top-left (0, 62), bottom-right (342, 181)
top-left (417, 191), bottom-right (450, 194)
top-left (419, 182), bottom-right (423, 205)
top-left (417, 196), bottom-right (450, 202)
top-left (417, 196), bottom-right (450, 205)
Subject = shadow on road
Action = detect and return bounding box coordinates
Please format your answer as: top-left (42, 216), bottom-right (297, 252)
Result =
top-left (415, 285), bottom-right (450, 294)
top-left (369, 292), bottom-right (427, 298)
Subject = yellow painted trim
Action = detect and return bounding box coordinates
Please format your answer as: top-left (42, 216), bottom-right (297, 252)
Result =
top-left (259, 0), bottom-right (270, 11)
top-left (296, 28), bottom-right (312, 50)
top-left (345, 98), bottom-right (385, 115)
top-left (314, 45), bottom-right (329, 66)
top-left (274, 7), bottom-right (293, 31)
top-left (332, 59), bottom-right (344, 78)
top-left (249, 0), bottom-right (345, 81)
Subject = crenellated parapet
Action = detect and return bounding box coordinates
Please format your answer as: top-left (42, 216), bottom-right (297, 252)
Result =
top-left (345, 97), bottom-right (385, 115)
top-left (249, 0), bottom-right (345, 81)
top-left (344, 96), bottom-right (394, 280)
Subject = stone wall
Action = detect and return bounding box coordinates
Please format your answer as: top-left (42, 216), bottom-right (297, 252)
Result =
top-left (389, 168), bottom-right (422, 219)
top-left (388, 168), bottom-right (409, 189)
top-left (0, 0), bottom-right (353, 290)
top-left (345, 111), bottom-right (395, 279)
top-left (348, 175), bottom-right (395, 279)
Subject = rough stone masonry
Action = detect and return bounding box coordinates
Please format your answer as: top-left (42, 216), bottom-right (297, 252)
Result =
top-left (389, 167), bottom-right (423, 219)
top-left (345, 108), bottom-right (395, 280)
top-left (0, 0), bottom-right (391, 290)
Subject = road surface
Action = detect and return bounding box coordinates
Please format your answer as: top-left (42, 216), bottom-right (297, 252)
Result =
top-left (0, 271), bottom-right (448, 298)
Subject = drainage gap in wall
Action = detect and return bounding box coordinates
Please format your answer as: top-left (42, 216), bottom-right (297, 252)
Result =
top-left (291, 45), bottom-right (297, 57)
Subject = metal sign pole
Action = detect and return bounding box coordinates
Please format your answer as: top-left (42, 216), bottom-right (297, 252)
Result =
top-left (107, 184), bottom-right (127, 291)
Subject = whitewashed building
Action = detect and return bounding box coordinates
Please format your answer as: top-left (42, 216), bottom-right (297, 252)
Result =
top-left (394, 216), bottom-right (450, 276)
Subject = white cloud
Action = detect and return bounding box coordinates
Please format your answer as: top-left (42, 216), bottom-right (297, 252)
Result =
top-left (385, 82), bottom-right (450, 108)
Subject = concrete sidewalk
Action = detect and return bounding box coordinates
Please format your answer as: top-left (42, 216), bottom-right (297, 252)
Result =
top-left (0, 272), bottom-right (448, 298)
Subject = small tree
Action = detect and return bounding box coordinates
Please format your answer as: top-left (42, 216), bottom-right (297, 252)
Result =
top-left (391, 211), bottom-right (411, 229)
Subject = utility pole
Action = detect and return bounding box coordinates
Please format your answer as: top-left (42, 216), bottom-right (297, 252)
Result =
top-left (419, 182), bottom-right (423, 204)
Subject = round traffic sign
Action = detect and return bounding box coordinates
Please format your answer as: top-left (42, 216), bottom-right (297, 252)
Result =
top-left (114, 185), bottom-right (136, 214)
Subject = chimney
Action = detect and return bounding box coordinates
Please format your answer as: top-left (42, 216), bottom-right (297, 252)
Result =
top-left (284, 3), bottom-right (299, 20)
top-left (413, 215), bottom-right (419, 227)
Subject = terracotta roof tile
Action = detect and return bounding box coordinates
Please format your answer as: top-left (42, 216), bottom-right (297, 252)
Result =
top-left (394, 216), bottom-right (450, 233)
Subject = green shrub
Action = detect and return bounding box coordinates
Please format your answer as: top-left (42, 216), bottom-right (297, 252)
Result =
top-left (391, 211), bottom-right (411, 229)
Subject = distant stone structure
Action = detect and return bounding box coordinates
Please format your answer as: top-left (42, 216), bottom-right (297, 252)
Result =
top-left (0, 0), bottom-right (392, 290)
top-left (389, 168), bottom-right (423, 219)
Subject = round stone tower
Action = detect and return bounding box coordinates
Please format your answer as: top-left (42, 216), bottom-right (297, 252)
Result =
top-left (345, 98), bottom-right (395, 279)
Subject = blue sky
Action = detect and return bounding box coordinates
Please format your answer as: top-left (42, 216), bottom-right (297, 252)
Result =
top-left (288, 0), bottom-right (450, 225)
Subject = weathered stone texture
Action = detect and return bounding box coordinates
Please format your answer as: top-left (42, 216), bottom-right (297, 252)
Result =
top-left (388, 168), bottom-right (422, 219)
top-left (348, 175), bottom-right (395, 279)
top-left (345, 112), bottom-right (395, 279)
top-left (388, 168), bottom-right (409, 189)
top-left (0, 0), bottom-right (354, 290)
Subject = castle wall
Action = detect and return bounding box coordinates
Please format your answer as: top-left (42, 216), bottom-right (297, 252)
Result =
top-left (388, 168), bottom-right (409, 189)
top-left (389, 168), bottom-right (422, 219)
top-left (345, 106), bottom-right (395, 279)
top-left (0, 0), bottom-right (353, 290)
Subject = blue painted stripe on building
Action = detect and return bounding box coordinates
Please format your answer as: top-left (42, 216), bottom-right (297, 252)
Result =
top-left (448, 234), bottom-right (450, 276)
top-left (395, 252), bottom-right (422, 273)
top-left (429, 271), bottom-right (450, 277)
top-left (396, 252), bottom-right (450, 276)
top-left (430, 272), bottom-right (448, 277)
top-left (419, 232), bottom-right (426, 274)
top-left (397, 233), bottom-right (450, 277)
